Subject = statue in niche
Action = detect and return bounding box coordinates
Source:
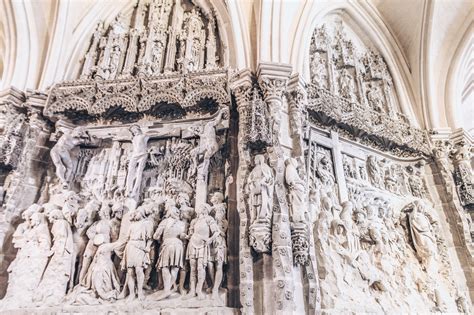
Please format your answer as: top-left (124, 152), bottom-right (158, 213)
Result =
top-left (311, 55), bottom-right (328, 89)
top-left (152, 200), bottom-right (187, 301)
top-left (189, 109), bottom-right (225, 181)
top-left (366, 83), bottom-right (385, 112)
top-left (338, 68), bottom-right (356, 101)
top-left (185, 203), bottom-right (219, 300)
top-left (109, 45), bottom-right (121, 79)
top-left (50, 127), bottom-right (94, 188)
top-left (34, 209), bottom-right (74, 306)
top-left (247, 154), bottom-right (274, 223)
top-left (367, 155), bottom-right (384, 189)
top-left (209, 191), bottom-right (228, 300)
top-left (285, 158), bottom-right (307, 222)
top-left (125, 125), bottom-right (149, 198)
top-left (119, 207), bottom-right (154, 301)
top-left (79, 202), bottom-right (112, 285)
top-left (5, 209), bottom-right (51, 306)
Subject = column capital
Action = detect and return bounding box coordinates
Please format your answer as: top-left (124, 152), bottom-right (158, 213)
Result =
top-left (257, 62), bottom-right (292, 101)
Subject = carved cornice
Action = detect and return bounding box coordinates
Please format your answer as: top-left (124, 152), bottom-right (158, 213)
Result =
top-left (44, 69), bottom-right (231, 122)
top-left (306, 84), bottom-right (431, 156)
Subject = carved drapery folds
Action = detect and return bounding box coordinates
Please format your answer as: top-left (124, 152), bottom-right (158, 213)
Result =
top-left (308, 19), bottom-right (430, 156)
top-left (452, 142), bottom-right (474, 209)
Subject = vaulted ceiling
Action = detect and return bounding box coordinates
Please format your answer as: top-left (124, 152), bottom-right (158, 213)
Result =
top-left (0, 0), bottom-right (472, 134)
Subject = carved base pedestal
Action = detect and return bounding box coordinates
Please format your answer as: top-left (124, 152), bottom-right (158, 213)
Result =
top-left (290, 221), bottom-right (309, 265)
top-left (249, 220), bottom-right (272, 253)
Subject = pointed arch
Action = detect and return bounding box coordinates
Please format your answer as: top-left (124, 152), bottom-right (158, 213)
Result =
top-left (290, 2), bottom-right (420, 127)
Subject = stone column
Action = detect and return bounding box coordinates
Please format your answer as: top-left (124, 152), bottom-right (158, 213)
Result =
top-left (230, 70), bottom-right (255, 314)
top-left (257, 62), bottom-right (294, 314)
top-left (430, 131), bottom-right (474, 301)
top-left (287, 74), bottom-right (321, 313)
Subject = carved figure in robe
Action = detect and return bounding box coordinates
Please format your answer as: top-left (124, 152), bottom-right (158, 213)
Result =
top-left (152, 200), bottom-right (186, 300)
top-left (35, 209), bottom-right (74, 305)
top-left (189, 109), bottom-right (225, 179)
top-left (5, 211), bottom-right (50, 306)
top-left (119, 208), bottom-right (154, 301)
top-left (316, 156), bottom-right (335, 193)
top-left (338, 201), bottom-right (361, 261)
top-left (338, 68), bottom-right (356, 101)
top-left (406, 166), bottom-right (426, 198)
top-left (246, 154), bottom-right (274, 223)
top-left (125, 125), bottom-right (149, 198)
top-left (71, 199), bottom-right (100, 287)
top-left (209, 191), bottom-right (228, 300)
top-left (366, 83), bottom-right (385, 112)
top-left (50, 127), bottom-right (93, 187)
top-left (285, 158), bottom-right (306, 222)
top-left (407, 201), bottom-right (438, 272)
top-left (308, 188), bottom-right (320, 224)
top-left (312, 56), bottom-right (328, 89)
top-left (79, 202), bottom-right (112, 285)
top-left (367, 155), bottom-right (384, 189)
top-left (185, 203), bottom-right (219, 300)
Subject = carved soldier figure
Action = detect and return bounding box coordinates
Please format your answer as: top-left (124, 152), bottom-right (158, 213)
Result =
top-left (247, 154), bottom-right (274, 223)
top-left (209, 191), bottom-right (228, 300)
top-left (176, 192), bottom-right (194, 294)
top-left (285, 158), bottom-right (307, 222)
top-left (152, 200), bottom-right (187, 300)
top-left (185, 203), bottom-right (219, 300)
top-left (119, 207), bottom-right (154, 301)
top-left (125, 125), bottom-right (149, 198)
top-left (50, 127), bottom-right (93, 187)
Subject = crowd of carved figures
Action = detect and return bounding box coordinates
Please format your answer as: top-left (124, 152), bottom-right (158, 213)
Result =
top-left (81, 0), bottom-right (222, 81)
top-left (1, 106), bottom-right (230, 308)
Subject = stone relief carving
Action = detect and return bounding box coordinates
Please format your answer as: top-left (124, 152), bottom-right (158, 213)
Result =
top-left (308, 20), bottom-right (430, 156)
top-left (452, 142), bottom-right (474, 209)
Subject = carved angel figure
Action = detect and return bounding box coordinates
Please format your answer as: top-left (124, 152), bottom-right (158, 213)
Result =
top-left (247, 154), bottom-right (274, 223)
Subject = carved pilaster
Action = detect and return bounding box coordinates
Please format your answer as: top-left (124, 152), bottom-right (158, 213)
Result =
top-left (230, 70), bottom-right (255, 314)
top-left (257, 63), bottom-right (295, 314)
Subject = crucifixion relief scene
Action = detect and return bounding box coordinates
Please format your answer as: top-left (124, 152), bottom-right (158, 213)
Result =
top-left (0, 0), bottom-right (472, 314)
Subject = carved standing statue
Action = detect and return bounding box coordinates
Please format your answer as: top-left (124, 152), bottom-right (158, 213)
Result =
top-left (247, 154), bottom-right (274, 223)
top-left (125, 125), bottom-right (150, 198)
top-left (152, 200), bottom-right (187, 300)
top-left (35, 209), bottom-right (74, 305)
top-left (285, 158), bottom-right (307, 222)
top-left (50, 127), bottom-right (93, 187)
top-left (209, 191), bottom-right (228, 300)
top-left (119, 207), bottom-right (154, 301)
top-left (185, 203), bottom-right (219, 300)
top-left (4, 209), bottom-right (51, 306)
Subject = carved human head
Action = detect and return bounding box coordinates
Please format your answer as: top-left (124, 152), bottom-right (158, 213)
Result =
top-left (48, 209), bottom-right (64, 222)
top-left (112, 203), bottom-right (124, 220)
top-left (210, 191), bottom-right (224, 205)
top-left (354, 208), bottom-right (366, 222)
top-left (72, 126), bottom-right (86, 137)
top-left (177, 192), bottom-right (190, 206)
top-left (99, 202), bottom-right (112, 220)
top-left (129, 124), bottom-right (142, 136)
top-left (30, 212), bottom-right (46, 227)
